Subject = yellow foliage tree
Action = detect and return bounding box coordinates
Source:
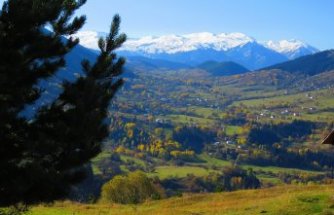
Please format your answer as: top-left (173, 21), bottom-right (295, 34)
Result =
top-left (101, 171), bottom-right (162, 204)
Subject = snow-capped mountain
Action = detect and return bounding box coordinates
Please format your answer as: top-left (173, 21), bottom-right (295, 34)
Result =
top-left (73, 31), bottom-right (255, 53)
top-left (71, 31), bottom-right (106, 51)
top-left (123, 32), bottom-right (254, 54)
top-left (73, 31), bottom-right (319, 70)
top-left (263, 40), bottom-right (318, 59)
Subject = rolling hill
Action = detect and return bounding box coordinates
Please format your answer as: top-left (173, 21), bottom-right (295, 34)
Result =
top-left (261, 50), bottom-right (334, 76)
top-left (126, 56), bottom-right (191, 71)
top-left (198, 61), bottom-right (249, 76)
top-left (29, 185), bottom-right (334, 215)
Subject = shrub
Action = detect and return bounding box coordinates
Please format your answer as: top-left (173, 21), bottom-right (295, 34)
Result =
top-left (101, 171), bottom-right (163, 204)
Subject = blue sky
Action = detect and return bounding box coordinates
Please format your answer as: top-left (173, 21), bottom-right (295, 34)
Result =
top-left (75, 0), bottom-right (333, 50)
top-left (1, 0), bottom-right (333, 49)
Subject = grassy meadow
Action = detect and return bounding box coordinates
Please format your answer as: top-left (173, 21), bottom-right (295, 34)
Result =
top-left (28, 185), bottom-right (334, 215)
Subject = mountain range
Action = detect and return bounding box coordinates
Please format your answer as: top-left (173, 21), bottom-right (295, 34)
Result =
top-left (25, 31), bottom-right (334, 118)
top-left (73, 31), bottom-right (319, 70)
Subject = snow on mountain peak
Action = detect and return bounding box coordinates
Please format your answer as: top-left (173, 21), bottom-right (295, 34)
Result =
top-left (73, 31), bottom-right (255, 54)
top-left (73, 31), bottom-right (318, 60)
top-left (262, 39), bottom-right (318, 59)
top-left (121, 32), bottom-right (255, 54)
top-left (263, 39), bottom-right (313, 54)
top-left (71, 31), bottom-right (106, 50)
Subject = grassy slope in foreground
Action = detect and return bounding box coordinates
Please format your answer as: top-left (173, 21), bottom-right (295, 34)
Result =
top-left (30, 185), bottom-right (334, 215)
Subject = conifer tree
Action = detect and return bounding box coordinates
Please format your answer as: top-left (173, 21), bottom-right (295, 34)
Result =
top-left (0, 0), bottom-right (126, 205)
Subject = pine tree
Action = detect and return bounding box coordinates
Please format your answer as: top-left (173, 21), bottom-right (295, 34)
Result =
top-left (0, 0), bottom-right (126, 205)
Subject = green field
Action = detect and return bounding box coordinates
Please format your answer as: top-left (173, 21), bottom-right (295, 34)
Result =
top-left (146, 153), bottom-right (323, 184)
top-left (92, 152), bottom-right (324, 185)
top-left (166, 114), bottom-right (215, 126)
top-left (148, 165), bottom-right (216, 179)
top-left (225, 126), bottom-right (243, 136)
top-left (197, 153), bottom-right (321, 174)
top-left (27, 185), bottom-right (334, 215)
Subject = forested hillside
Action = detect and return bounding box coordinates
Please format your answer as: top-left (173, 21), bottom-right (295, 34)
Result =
top-left (1, 0), bottom-right (334, 215)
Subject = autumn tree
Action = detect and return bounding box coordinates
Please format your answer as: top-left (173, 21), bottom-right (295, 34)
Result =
top-left (101, 171), bottom-right (162, 204)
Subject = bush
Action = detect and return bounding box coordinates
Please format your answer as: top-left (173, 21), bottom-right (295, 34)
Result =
top-left (219, 166), bottom-right (261, 191)
top-left (101, 171), bottom-right (163, 204)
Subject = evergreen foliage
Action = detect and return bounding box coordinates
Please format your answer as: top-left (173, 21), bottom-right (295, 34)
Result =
top-left (248, 120), bottom-right (316, 146)
top-left (0, 0), bottom-right (126, 206)
top-left (173, 126), bottom-right (216, 153)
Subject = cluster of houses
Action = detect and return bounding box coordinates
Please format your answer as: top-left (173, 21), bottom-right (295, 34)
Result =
top-left (257, 108), bottom-right (305, 121)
